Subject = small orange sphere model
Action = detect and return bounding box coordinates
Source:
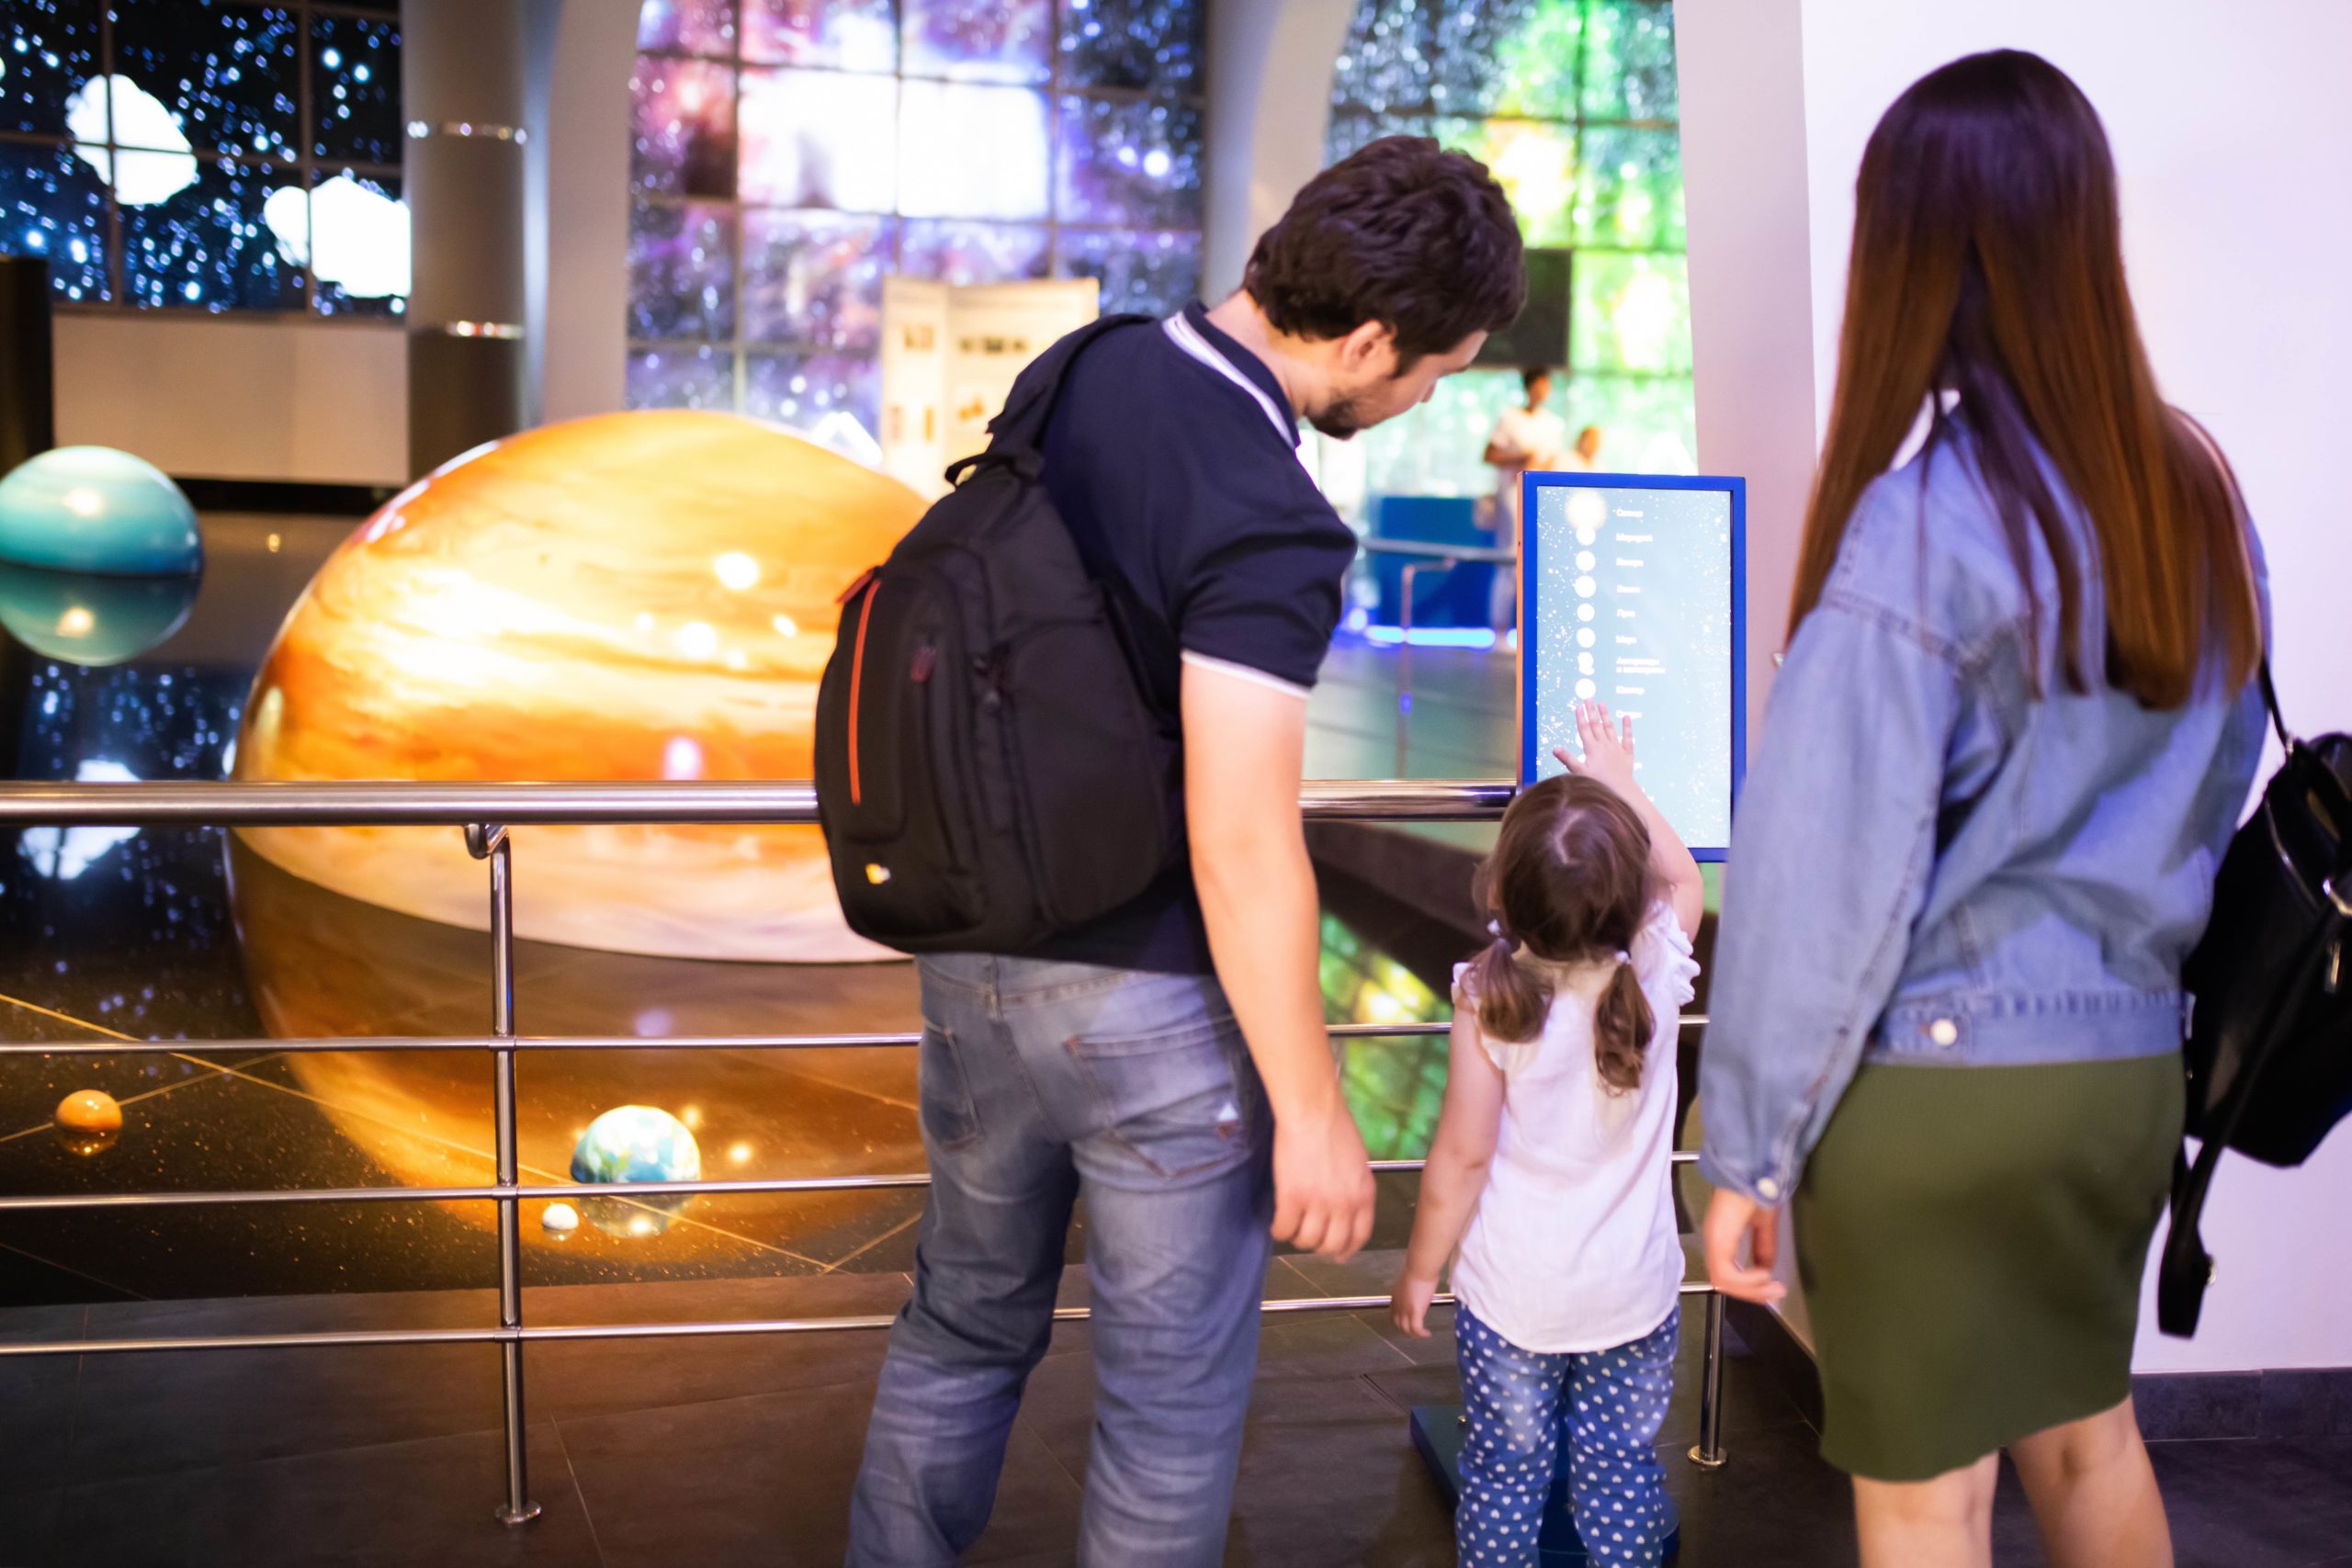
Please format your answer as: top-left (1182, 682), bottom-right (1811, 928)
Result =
top-left (54, 1089), bottom-right (124, 1134)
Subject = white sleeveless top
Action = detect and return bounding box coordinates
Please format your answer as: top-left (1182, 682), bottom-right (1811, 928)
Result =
top-left (1449, 901), bottom-right (1699, 1354)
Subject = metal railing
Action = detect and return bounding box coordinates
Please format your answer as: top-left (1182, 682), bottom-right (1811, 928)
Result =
top-left (0, 777), bottom-right (1730, 1529)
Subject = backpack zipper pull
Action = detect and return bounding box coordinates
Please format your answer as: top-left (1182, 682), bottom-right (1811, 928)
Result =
top-left (910, 644), bottom-right (936, 683)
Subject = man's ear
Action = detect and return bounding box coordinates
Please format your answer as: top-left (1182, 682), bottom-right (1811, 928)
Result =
top-left (1334, 319), bottom-right (1401, 378)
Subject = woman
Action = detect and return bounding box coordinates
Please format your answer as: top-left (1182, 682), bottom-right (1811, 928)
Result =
top-left (1698, 51), bottom-right (2266, 1568)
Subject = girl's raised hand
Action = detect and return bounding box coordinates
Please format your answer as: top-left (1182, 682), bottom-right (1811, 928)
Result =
top-left (1554, 699), bottom-right (1637, 797)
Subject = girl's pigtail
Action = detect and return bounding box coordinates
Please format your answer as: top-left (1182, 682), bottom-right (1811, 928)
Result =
top-left (1592, 949), bottom-right (1656, 1095)
top-left (1471, 920), bottom-right (1555, 1045)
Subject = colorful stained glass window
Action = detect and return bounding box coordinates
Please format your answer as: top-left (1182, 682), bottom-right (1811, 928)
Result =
top-left (899, 220), bottom-right (1051, 286)
top-left (633, 57), bottom-right (740, 199)
top-left (1059, 0), bottom-right (1204, 94)
top-left (1056, 95), bottom-right (1202, 230)
top-left (1055, 228), bottom-right (1199, 317)
top-left (1328, 0), bottom-right (1694, 502)
top-left (628, 0), bottom-right (1206, 447)
top-left (902, 0), bottom-right (1054, 85)
top-left (640, 0), bottom-right (739, 57)
top-left (896, 83), bottom-right (1051, 220)
top-left (741, 0), bottom-right (894, 73)
top-left (629, 199), bottom-right (738, 342)
top-left (628, 345), bottom-right (737, 411)
top-left (741, 209), bottom-right (891, 350)
top-left (1572, 251), bottom-right (1690, 375)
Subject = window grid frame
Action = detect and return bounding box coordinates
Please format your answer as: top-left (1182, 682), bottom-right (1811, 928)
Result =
top-left (624, 0), bottom-right (1212, 422)
top-left (1, 0), bottom-right (407, 319)
top-left (1328, 0), bottom-right (1690, 389)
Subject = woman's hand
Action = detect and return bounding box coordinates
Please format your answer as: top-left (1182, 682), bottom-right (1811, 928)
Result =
top-left (1390, 1269), bottom-right (1440, 1339)
top-left (1702, 1189), bottom-right (1789, 1304)
top-left (1555, 700), bottom-right (1638, 798)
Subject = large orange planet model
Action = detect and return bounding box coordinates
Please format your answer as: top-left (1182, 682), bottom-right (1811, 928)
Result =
top-left (232, 412), bottom-right (927, 962)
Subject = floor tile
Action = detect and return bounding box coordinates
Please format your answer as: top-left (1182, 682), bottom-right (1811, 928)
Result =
top-left (1223, 1373), bottom-right (1455, 1568)
top-left (40, 1421), bottom-right (601, 1568)
top-left (1665, 1417), bottom-right (1858, 1568)
top-left (0, 1490), bottom-right (56, 1567)
top-left (2136, 1371), bottom-right (2263, 1441)
top-left (522, 1270), bottom-right (912, 1426)
top-left (72, 1291), bottom-right (503, 1483)
top-left (557, 1372), bottom-right (1080, 1568)
top-left (0, 1304), bottom-right (85, 1498)
top-left (2148, 1436), bottom-right (2352, 1568)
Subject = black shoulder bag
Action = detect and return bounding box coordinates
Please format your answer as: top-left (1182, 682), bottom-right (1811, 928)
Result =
top-left (2159, 664), bottom-right (2352, 1336)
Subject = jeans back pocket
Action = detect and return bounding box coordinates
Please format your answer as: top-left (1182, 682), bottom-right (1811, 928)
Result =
top-left (1064, 1019), bottom-right (1261, 1181)
top-left (919, 1024), bottom-right (981, 1151)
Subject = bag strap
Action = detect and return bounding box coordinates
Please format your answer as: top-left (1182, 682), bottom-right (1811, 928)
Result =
top-left (2257, 658), bottom-right (2293, 755)
top-left (965, 313), bottom-right (1156, 469)
top-left (2160, 802), bottom-right (2352, 1337)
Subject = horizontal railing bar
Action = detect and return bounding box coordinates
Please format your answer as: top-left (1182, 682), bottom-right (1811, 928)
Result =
top-left (0, 1018), bottom-right (1710, 1058)
top-left (0, 1281), bottom-right (1716, 1358)
top-left (0, 1152), bottom-right (1702, 1212)
top-left (0, 778), bottom-right (1517, 827)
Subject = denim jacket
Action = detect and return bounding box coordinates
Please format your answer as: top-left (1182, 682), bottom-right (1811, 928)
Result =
top-left (1697, 433), bottom-right (2267, 1206)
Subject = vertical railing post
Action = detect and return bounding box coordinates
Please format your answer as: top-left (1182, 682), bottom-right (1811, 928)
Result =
top-left (1688, 1288), bottom-right (1727, 1470)
top-left (468, 822), bottom-right (540, 1526)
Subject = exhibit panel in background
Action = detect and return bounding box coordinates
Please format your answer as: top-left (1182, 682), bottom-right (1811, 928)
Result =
top-left (877, 276), bottom-right (1100, 498)
top-left (1677, 0), bottom-right (2352, 1376)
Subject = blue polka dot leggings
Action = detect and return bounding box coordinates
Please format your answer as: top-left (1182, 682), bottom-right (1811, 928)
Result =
top-left (1454, 1303), bottom-right (1679, 1568)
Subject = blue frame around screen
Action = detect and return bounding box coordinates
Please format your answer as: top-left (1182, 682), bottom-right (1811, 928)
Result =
top-left (1516, 470), bottom-right (1747, 862)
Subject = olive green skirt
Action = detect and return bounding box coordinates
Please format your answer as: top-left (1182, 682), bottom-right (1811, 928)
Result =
top-left (1792, 1053), bottom-right (2183, 1482)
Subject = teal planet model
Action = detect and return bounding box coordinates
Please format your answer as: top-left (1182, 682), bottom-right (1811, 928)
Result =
top-left (0, 560), bottom-right (199, 665)
top-left (570, 1104), bottom-right (703, 1237)
top-left (0, 446), bottom-right (202, 576)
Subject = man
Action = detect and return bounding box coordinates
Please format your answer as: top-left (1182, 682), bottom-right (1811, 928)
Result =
top-left (846, 137), bottom-right (1525, 1568)
top-left (1482, 370), bottom-right (1591, 634)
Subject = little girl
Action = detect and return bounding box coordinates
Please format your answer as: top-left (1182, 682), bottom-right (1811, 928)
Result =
top-left (1392, 700), bottom-right (1704, 1568)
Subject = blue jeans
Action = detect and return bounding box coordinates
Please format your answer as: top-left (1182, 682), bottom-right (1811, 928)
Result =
top-left (846, 955), bottom-right (1274, 1568)
top-left (1455, 1304), bottom-right (1679, 1568)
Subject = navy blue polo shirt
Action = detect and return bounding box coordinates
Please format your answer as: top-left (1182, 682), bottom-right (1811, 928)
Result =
top-left (1018, 302), bottom-right (1357, 976)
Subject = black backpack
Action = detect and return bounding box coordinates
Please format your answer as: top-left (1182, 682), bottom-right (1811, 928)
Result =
top-left (2159, 663), bottom-right (2352, 1335)
top-left (812, 315), bottom-right (1177, 954)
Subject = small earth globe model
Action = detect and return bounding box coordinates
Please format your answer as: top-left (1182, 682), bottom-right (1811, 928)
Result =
top-left (571, 1104), bottom-right (704, 1239)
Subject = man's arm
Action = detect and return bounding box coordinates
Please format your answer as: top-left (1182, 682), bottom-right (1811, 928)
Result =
top-left (1183, 660), bottom-right (1376, 1262)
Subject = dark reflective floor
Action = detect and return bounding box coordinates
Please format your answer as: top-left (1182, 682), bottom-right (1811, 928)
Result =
top-left (0, 514), bottom-right (1493, 1303)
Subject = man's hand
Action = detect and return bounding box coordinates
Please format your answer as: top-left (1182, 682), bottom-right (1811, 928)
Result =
top-left (1273, 1095), bottom-right (1377, 1262)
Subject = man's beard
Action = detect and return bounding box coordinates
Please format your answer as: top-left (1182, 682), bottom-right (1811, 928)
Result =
top-left (1307, 397), bottom-right (1369, 441)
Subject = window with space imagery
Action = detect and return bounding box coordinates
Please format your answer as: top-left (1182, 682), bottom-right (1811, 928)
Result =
top-left (627, 0), bottom-right (1206, 454)
top-left (1325, 0), bottom-right (1694, 500)
top-left (0, 0), bottom-right (406, 315)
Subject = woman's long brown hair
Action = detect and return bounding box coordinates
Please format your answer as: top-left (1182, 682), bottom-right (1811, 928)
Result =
top-left (1468, 776), bottom-right (1657, 1095)
top-left (1793, 50), bottom-right (2259, 706)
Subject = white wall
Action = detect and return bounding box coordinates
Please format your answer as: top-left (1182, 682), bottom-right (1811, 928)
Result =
top-left (537, 0), bottom-right (638, 425)
top-left (52, 313), bottom-right (407, 485)
top-left (1679, 0), bottom-right (2352, 1373)
top-left (1201, 0), bottom-right (1357, 299)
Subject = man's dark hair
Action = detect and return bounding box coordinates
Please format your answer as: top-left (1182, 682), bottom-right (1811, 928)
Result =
top-left (1243, 137), bottom-right (1525, 367)
top-left (1521, 365), bottom-right (1554, 392)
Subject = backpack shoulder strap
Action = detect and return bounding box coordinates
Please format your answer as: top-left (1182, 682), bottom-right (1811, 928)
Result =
top-left (985, 312), bottom-right (1157, 458)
